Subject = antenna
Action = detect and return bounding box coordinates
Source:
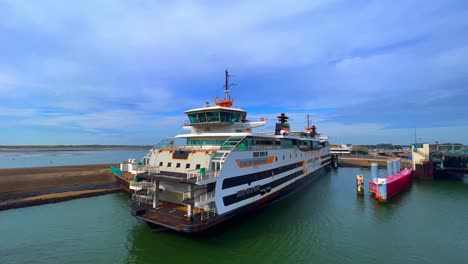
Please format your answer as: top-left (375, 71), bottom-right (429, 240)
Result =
top-left (414, 128), bottom-right (417, 145)
top-left (215, 68), bottom-right (235, 107)
top-left (306, 114), bottom-right (311, 129)
top-left (224, 68), bottom-right (236, 101)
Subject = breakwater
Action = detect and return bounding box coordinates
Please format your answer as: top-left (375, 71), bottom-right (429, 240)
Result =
top-left (0, 164), bottom-right (121, 211)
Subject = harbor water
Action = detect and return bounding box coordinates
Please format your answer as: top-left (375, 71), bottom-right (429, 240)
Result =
top-left (1, 167), bottom-right (467, 264)
top-left (0, 150), bottom-right (148, 169)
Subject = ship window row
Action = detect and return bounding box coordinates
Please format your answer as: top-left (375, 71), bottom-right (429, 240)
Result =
top-left (224, 170), bottom-right (303, 206)
top-left (158, 161), bottom-right (200, 170)
top-left (187, 111), bottom-right (245, 124)
top-left (236, 185), bottom-right (261, 198)
top-left (187, 139), bottom-right (225, 145)
top-left (222, 161), bottom-right (303, 189)
top-left (253, 151), bottom-right (268, 157)
top-left (236, 137), bottom-right (322, 151)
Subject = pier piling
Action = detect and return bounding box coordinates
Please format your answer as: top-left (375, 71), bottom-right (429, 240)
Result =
top-left (356, 175), bottom-right (364, 195)
top-left (331, 154), bottom-right (338, 168)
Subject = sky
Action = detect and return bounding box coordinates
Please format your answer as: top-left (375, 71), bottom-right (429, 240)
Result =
top-left (0, 0), bottom-right (467, 145)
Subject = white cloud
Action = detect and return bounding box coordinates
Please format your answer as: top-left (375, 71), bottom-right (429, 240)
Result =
top-left (324, 122), bottom-right (468, 145)
top-left (0, 68), bottom-right (17, 94)
top-left (1, 0), bottom-right (467, 144)
top-left (0, 107), bottom-right (37, 117)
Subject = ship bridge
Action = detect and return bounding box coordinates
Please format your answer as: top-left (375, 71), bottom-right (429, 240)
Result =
top-left (185, 106), bottom-right (246, 124)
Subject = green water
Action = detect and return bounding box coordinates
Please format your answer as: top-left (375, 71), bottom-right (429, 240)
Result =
top-left (1, 168), bottom-right (467, 264)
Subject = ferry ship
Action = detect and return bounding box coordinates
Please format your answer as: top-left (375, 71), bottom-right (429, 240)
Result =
top-left (329, 143), bottom-right (352, 155)
top-left (113, 70), bottom-right (331, 232)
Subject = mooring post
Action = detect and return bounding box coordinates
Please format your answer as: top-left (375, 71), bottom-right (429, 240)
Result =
top-left (356, 175), bottom-right (364, 195)
top-left (331, 154), bottom-right (338, 168)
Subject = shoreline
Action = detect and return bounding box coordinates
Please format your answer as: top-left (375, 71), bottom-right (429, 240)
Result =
top-left (0, 146), bottom-right (150, 152)
top-left (0, 188), bottom-right (124, 211)
top-left (0, 163), bottom-right (126, 211)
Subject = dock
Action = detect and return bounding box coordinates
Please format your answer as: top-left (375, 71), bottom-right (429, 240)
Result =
top-left (339, 154), bottom-right (412, 168)
top-left (412, 143), bottom-right (467, 179)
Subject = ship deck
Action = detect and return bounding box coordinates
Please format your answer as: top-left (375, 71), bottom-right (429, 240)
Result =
top-left (384, 169), bottom-right (412, 183)
top-left (132, 202), bottom-right (219, 232)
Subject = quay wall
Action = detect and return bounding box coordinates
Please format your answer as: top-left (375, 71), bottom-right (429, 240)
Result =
top-left (340, 156), bottom-right (412, 169)
top-left (0, 164), bottom-right (122, 211)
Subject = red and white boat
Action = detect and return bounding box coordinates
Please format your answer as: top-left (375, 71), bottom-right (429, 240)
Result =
top-left (368, 159), bottom-right (412, 202)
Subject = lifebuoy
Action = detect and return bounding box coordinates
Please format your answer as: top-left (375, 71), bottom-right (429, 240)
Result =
top-left (260, 117), bottom-right (265, 121)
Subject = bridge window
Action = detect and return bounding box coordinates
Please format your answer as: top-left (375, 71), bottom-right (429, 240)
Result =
top-left (220, 111), bottom-right (242, 122)
top-left (231, 112), bottom-right (241, 122)
top-left (312, 141), bottom-right (319, 150)
top-left (197, 112), bottom-right (207, 123)
top-left (220, 111), bottom-right (232, 122)
top-left (188, 113), bottom-right (198, 123)
top-left (206, 111), bottom-right (220, 122)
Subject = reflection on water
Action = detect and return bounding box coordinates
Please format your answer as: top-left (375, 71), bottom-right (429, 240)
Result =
top-left (1, 168), bottom-right (468, 264)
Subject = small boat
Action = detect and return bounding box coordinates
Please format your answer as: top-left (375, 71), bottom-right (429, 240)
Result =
top-left (110, 159), bottom-right (148, 193)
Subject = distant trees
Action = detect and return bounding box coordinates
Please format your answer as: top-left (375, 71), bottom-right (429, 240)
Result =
top-left (330, 144), bottom-right (411, 152)
top-left (359, 144), bottom-right (409, 150)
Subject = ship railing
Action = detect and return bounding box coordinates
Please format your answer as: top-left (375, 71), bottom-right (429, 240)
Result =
top-left (110, 166), bottom-right (123, 177)
top-left (147, 166), bottom-right (160, 175)
top-left (253, 130), bottom-right (275, 135)
top-left (186, 170), bottom-right (198, 180)
top-left (340, 154), bottom-right (388, 159)
top-left (132, 193), bottom-right (153, 205)
top-left (182, 191), bottom-right (192, 200)
top-left (130, 181), bottom-right (156, 192)
top-left (128, 164), bottom-right (148, 175)
top-left (195, 191), bottom-right (215, 203)
top-left (186, 170), bottom-right (220, 182)
top-left (200, 208), bottom-right (217, 222)
top-left (161, 145), bottom-right (221, 151)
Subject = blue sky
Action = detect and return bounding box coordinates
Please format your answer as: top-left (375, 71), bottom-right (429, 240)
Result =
top-left (0, 0), bottom-right (467, 145)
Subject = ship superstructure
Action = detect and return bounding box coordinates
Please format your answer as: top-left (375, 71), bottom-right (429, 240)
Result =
top-left (330, 144), bottom-right (352, 155)
top-left (116, 69), bottom-right (331, 232)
